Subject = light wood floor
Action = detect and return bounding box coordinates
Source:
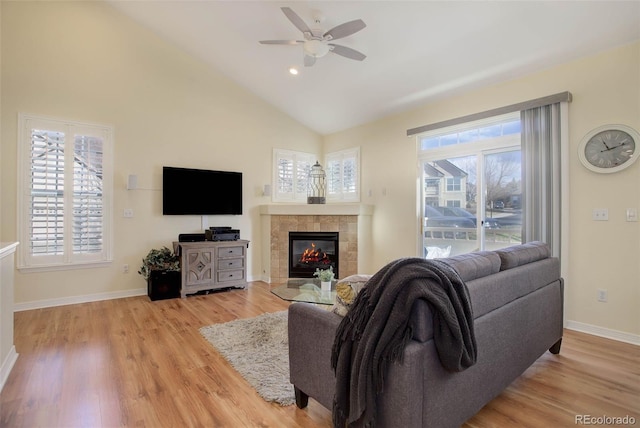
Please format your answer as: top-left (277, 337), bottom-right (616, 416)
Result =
top-left (1, 281), bottom-right (638, 427)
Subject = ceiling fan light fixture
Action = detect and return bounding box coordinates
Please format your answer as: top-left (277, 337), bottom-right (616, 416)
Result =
top-left (303, 39), bottom-right (330, 58)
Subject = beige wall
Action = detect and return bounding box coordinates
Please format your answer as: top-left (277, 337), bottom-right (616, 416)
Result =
top-left (1, 1), bottom-right (638, 340)
top-left (0, 2), bottom-right (321, 304)
top-left (325, 42), bottom-right (640, 338)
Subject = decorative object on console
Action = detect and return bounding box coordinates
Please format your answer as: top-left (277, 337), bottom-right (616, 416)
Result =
top-left (307, 161), bottom-right (326, 204)
top-left (578, 124), bottom-right (639, 173)
top-left (138, 247), bottom-right (181, 301)
top-left (205, 227), bottom-right (240, 241)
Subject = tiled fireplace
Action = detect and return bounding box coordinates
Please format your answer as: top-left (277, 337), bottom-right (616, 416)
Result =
top-left (259, 204), bottom-right (373, 284)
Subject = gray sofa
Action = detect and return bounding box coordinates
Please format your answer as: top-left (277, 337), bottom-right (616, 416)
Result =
top-left (288, 241), bottom-right (564, 427)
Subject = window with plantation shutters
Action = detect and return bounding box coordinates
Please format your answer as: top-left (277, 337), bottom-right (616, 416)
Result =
top-left (326, 147), bottom-right (360, 202)
top-left (273, 149), bottom-right (315, 202)
top-left (18, 114), bottom-right (113, 271)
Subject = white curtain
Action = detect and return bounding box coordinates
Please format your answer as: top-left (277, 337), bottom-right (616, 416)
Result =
top-left (521, 103), bottom-right (562, 257)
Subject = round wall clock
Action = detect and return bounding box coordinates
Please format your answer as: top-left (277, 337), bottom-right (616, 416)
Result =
top-left (578, 124), bottom-right (639, 173)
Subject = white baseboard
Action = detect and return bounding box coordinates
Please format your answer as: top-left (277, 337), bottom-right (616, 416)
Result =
top-left (0, 346), bottom-right (19, 393)
top-left (566, 320), bottom-right (640, 346)
top-left (13, 288), bottom-right (147, 312)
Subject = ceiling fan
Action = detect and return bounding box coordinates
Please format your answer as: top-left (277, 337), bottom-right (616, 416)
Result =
top-left (259, 7), bottom-right (367, 67)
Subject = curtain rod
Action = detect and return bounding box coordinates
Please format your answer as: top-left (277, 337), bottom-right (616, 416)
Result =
top-left (406, 91), bottom-right (572, 137)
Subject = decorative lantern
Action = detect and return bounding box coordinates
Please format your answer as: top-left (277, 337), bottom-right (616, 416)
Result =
top-left (307, 160), bottom-right (326, 204)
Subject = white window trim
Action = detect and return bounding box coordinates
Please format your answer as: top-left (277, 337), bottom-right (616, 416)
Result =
top-left (17, 113), bottom-right (113, 272)
top-left (326, 147), bottom-right (360, 202)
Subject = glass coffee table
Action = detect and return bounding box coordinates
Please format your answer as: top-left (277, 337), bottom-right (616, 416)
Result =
top-left (271, 278), bottom-right (337, 305)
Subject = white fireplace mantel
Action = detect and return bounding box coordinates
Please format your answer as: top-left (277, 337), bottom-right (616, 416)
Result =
top-left (259, 203), bottom-right (373, 217)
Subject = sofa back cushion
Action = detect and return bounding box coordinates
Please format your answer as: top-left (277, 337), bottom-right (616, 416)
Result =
top-left (439, 251), bottom-right (501, 282)
top-left (495, 241), bottom-right (550, 271)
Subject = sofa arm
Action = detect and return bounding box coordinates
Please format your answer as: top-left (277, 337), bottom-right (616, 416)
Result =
top-left (288, 302), bottom-right (342, 410)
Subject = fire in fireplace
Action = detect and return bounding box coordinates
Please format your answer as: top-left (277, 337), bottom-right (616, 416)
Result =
top-left (289, 231), bottom-right (339, 278)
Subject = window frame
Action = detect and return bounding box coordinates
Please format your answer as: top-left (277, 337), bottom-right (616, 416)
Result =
top-left (17, 114), bottom-right (113, 272)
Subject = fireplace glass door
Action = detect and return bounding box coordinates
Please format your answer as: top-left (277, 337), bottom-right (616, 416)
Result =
top-left (289, 232), bottom-right (339, 278)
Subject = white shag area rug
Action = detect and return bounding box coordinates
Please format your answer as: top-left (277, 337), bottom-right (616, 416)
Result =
top-left (199, 311), bottom-right (295, 406)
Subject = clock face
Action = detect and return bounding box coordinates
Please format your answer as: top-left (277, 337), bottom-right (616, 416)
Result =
top-left (579, 125), bottom-right (639, 173)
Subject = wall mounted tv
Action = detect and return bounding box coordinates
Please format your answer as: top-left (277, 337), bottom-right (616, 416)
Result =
top-left (163, 166), bottom-right (243, 215)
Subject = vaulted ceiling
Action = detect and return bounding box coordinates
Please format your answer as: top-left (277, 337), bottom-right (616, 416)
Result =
top-left (109, 1), bottom-right (640, 135)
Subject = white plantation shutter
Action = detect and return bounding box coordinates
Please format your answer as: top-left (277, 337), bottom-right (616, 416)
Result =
top-left (273, 149), bottom-right (315, 202)
top-left (30, 129), bottom-right (65, 256)
top-left (18, 114), bottom-right (113, 270)
top-left (296, 157), bottom-right (313, 197)
top-left (73, 135), bottom-right (104, 253)
top-left (326, 147), bottom-right (360, 202)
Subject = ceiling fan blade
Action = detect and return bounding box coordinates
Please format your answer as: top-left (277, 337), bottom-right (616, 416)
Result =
top-left (304, 54), bottom-right (316, 67)
top-left (323, 19), bottom-right (366, 41)
top-left (259, 40), bottom-right (303, 45)
top-left (329, 44), bottom-right (366, 61)
top-left (281, 7), bottom-right (312, 36)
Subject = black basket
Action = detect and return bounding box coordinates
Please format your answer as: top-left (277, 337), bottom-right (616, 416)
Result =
top-left (147, 270), bottom-right (181, 301)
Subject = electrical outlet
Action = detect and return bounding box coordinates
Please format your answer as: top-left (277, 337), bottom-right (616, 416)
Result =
top-left (592, 208), bottom-right (608, 221)
top-left (123, 264), bottom-right (129, 274)
top-left (123, 208), bottom-right (134, 218)
top-left (597, 289), bottom-right (608, 302)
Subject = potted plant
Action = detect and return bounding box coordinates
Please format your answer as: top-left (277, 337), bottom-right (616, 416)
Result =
top-left (139, 247), bottom-right (181, 300)
top-left (313, 266), bottom-right (335, 291)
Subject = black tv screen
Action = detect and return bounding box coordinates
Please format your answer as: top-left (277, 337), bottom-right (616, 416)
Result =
top-left (163, 166), bottom-right (243, 215)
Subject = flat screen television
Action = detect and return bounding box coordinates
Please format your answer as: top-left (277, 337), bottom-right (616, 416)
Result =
top-left (163, 166), bottom-right (243, 215)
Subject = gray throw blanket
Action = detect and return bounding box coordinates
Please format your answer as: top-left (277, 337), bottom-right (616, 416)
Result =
top-left (331, 257), bottom-right (477, 428)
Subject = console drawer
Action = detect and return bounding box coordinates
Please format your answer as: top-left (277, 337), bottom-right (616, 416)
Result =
top-left (217, 258), bottom-right (244, 270)
top-left (218, 246), bottom-right (244, 258)
top-left (217, 269), bottom-right (245, 283)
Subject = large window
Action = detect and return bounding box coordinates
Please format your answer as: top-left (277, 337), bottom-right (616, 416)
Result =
top-left (419, 113), bottom-right (522, 257)
top-left (411, 92), bottom-right (570, 261)
top-left (17, 114), bottom-right (113, 271)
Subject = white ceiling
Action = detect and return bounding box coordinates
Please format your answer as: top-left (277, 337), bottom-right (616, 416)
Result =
top-left (108, 1), bottom-right (640, 135)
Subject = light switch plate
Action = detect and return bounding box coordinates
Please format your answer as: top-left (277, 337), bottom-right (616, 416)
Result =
top-left (626, 208), bottom-right (638, 222)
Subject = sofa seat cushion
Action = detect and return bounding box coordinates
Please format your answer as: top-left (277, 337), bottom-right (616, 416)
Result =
top-left (496, 241), bottom-right (550, 271)
top-left (331, 274), bottom-right (372, 316)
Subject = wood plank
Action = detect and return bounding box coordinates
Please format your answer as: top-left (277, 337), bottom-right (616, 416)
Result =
top-left (1, 281), bottom-right (638, 427)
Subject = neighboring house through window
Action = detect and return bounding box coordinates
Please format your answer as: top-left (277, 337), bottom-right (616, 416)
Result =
top-left (17, 114), bottom-right (113, 271)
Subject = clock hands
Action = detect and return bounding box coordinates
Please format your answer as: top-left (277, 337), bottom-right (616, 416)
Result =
top-left (600, 143), bottom-right (626, 153)
top-left (600, 138), bottom-right (611, 150)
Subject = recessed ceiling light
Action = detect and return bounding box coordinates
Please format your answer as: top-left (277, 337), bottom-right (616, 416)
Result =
top-left (289, 67), bottom-right (299, 75)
